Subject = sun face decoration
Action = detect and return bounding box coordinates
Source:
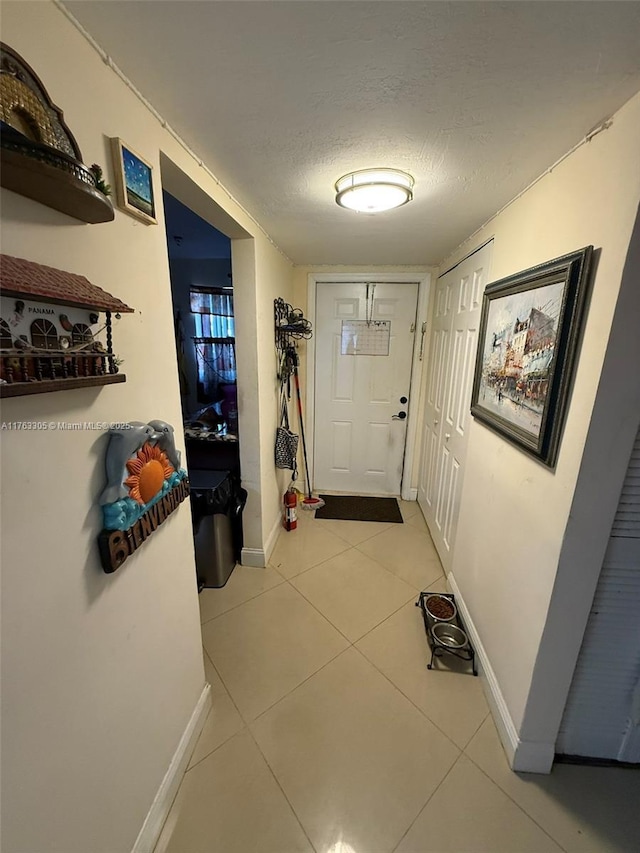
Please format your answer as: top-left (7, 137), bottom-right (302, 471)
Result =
top-left (124, 442), bottom-right (174, 505)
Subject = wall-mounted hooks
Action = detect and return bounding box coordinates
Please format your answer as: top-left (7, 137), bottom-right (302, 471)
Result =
top-left (274, 297), bottom-right (312, 352)
top-left (274, 297), bottom-right (312, 387)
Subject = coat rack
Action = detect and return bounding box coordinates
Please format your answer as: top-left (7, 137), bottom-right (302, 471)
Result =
top-left (274, 297), bottom-right (312, 384)
top-left (274, 297), bottom-right (312, 347)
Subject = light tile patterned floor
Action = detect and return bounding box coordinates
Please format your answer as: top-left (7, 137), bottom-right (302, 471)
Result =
top-left (156, 501), bottom-right (640, 853)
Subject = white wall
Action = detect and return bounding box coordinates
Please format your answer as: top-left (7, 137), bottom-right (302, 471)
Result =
top-left (441, 91), bottom-right (640, 768)
top-left (522, 202), bottom-right (640, 754)
top-left (0, 3), bottom-right (293, 851)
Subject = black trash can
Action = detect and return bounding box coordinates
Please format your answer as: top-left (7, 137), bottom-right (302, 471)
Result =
top-left (189, 470), bottom-right (247, 589)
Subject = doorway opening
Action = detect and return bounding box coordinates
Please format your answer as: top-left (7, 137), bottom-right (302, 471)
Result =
top-left (162, 187), bottom-right (248, 589)
top-left (163, 190), bottom-right (240, 474)
top-left (160, 153), bottom-right (264, 567)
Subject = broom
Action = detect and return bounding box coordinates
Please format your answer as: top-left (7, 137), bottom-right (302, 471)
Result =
top-left (291, 350), bottom-right (325, 510)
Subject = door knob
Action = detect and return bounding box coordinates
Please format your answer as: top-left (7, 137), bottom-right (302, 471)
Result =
top-left (392, 411), bottom-right (407, 420)
top-left (445, 433), bottom-right (451, 441)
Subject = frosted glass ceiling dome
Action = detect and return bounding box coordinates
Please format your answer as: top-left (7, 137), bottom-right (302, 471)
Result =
top-left (335, 168), bottom-right (414, 213)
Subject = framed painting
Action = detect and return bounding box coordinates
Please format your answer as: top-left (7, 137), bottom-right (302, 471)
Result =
top-left (470, 246), bottom-right (593, 468)
top-left (111, 138), bottom-right (156, 224)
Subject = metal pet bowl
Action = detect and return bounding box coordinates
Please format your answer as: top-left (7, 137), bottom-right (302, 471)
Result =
top-left (432, 622), bottom-right (468, 649)
top-left (424, 594), bottom-right (457, 622)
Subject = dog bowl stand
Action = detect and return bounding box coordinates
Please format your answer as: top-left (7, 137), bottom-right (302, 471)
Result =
top-left (416, 591), bottom-right (477, 676)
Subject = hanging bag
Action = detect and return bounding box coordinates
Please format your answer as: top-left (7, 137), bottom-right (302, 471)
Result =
top-left (275, 389), bottom-right (299, 473)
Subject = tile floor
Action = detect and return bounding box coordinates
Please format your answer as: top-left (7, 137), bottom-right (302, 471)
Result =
top-left (155, 501), bottom-right (640, 853)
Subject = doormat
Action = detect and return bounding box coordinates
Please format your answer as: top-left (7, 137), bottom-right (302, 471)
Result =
top-left (315, 495), bottom-right (403, 523)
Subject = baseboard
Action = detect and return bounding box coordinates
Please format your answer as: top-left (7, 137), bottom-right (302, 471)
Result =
top-left (241, 547), bottom-right (266, 567)
top-left (264, 511), bottom-right (282, 564)
top-left (512, 739), bottom-right (555, 774)
top-left (241, 512), bottom-right (281, 568)
top-left (401, 486), bottom-right (418, 501)
top-left (131, 683), bottom-right (212, 853)
top-left (555, 752), bottom-right (640, 769)
top-left (447, 572), bottom-right (554, 774)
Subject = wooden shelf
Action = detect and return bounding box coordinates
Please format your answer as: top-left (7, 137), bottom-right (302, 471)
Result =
top-left (0, 373), bottom-right (126, 398)
top-left (1, 44), bottom-right (115, 224)
top-left (1, 145), bottom-right (114, 224)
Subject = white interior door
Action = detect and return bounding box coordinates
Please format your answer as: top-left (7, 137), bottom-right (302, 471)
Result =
top-left (418, 242), bottom-right (493, 571)
top-left (314, 282), bottom-right (419, 495)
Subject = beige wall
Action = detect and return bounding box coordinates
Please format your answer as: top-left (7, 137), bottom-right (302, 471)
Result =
top-left (255, 238), bottom-right (298, 547)
top-left (292, 264), bottom-right (432, 313)
top-left (0, 3), bottom-right (292, 851)
top-left (440, 91), bottom-right (640, 763)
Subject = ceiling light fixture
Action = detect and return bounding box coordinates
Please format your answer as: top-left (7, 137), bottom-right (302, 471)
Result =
top-left (335, 168), bottom-right (414, 213)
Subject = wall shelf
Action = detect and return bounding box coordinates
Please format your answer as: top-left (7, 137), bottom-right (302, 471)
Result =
top-left (0, 42), bottom-right (114, 224)
top-left (1, 373), bottom-right (126, 398)
top-left (1, 137), bottom-right (114, 224)
top-left (1, 254), bottom-right (133, 399)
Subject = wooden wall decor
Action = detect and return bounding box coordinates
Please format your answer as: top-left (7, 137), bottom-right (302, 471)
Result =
top-left (0, 253), bottom-right (133, 397)
top-left (0, 42), bottom-right (114, 223)
top-left (97, 420), bottom-right (190, 573)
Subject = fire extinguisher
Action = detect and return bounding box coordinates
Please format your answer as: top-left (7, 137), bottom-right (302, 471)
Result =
top-left (283, 487), bottom-right (297, 531)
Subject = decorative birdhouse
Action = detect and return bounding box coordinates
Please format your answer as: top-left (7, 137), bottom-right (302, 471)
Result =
top-left (0, 253), bottom-right (133, 397)
top-left (0, 42), bottom-right (114, 223)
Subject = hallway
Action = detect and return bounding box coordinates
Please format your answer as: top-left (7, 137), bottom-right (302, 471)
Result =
top-left (155, 503), bottom-right (639, 853)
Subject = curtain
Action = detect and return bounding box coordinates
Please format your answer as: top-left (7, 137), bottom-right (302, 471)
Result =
top-left (190, 288), bottom-right (236, 403)
top-left (190, 289), bottom-right (235, 337)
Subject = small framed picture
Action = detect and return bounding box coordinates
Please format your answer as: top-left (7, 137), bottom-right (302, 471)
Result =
top-left (470, 246), bottom-right (593, 468)
top-left (111, 138), bottom-right (156, 224)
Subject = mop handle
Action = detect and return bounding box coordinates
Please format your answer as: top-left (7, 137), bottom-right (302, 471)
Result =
top-left (291, 355), bottom-right (313, 500)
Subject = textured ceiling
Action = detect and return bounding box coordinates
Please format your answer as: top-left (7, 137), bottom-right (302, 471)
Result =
top-left (64, 1), bottom-right (640, 265)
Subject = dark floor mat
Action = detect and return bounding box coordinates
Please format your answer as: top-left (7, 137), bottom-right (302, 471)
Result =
top-left (314, 494), bottom-right (403, 523)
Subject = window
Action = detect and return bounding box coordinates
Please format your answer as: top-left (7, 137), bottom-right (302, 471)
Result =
top-left (30, 318), bottom-right (58, 350)
top-left (190, 287), bottom-right (236, 402)
top-left (71, 323), bottom-right (94, 347)
top-left (0, 319), bottom-right (12, 349)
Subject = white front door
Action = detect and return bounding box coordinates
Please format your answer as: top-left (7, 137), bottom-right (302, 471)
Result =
top-left (418, 242), bottom-right (493, 572)
top-left (314, 281), bottom-right (419, 495)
